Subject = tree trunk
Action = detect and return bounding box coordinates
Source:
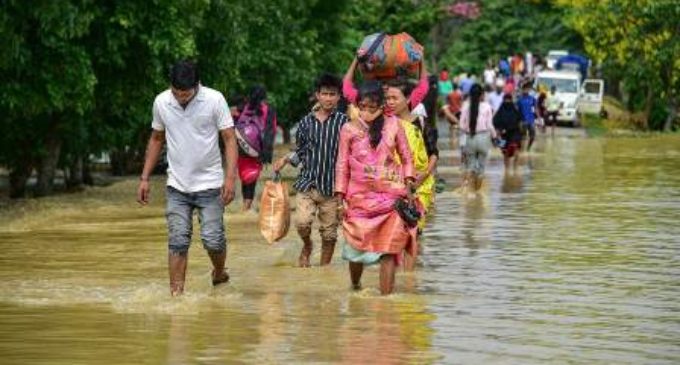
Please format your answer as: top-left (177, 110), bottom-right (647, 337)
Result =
top-left (83, 159), bottom-right (94, 185)
top-left (9, 163), bottom-right (33, 199)
top-left (642, 86), bottom-right (654, 130)
top-left (66, 156), bottom-right (84, 189)
top-left (282, 128), bottom-right (291, 144)
top-left (664, 96), bottom-right (677, 132)
top-left (35, 133), bottom-right (63, 197)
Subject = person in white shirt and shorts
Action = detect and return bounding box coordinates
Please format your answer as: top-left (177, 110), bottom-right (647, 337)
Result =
top-left (137, 60), bottom-right (238, 296)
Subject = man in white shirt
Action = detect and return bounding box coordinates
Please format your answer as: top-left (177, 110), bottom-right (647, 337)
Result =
top-left (137, 60), bottom-right (237, 296)
top-left (488, 79), bottom-right (506, 114)
top-left (483, 63), bottom-right (496, 87)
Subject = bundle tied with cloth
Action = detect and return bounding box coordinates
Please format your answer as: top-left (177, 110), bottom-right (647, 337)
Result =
top-left (357, 32), bottom-right (424, 80)
top-left (259, 172), bottom-right (290, 244)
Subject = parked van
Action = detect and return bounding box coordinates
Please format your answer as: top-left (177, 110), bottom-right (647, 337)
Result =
top-left (579, 79), bottom-right (605, 116)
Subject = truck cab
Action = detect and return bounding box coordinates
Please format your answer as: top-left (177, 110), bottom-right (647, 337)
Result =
top-left (535, 70), bottom-right (582, 126)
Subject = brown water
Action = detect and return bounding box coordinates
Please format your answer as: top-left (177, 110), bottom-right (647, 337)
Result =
top-left (1, 130), bottom-right (679, 364)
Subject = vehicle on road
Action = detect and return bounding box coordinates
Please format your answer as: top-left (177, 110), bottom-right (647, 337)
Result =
top-left (546, 50), bottom-right (569, 69)
top-left (535, 70), bottom-right (582, 126)
top-left (579, 79), bottom-right (606, 118)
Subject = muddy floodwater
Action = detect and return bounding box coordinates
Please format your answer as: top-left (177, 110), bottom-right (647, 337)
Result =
top-left (1, 129), bottom-right (679, 364)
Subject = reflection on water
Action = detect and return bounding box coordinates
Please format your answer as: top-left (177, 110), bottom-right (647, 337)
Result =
top-left (1, 132), bottom-right (679, 364)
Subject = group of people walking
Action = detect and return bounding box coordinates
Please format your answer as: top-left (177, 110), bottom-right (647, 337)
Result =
top-left (135, 53), bottom-right (563, 297)
top-left (439, 54), bottom-right (562, 191)
top-left (137, 58), bottom-right (442, 296)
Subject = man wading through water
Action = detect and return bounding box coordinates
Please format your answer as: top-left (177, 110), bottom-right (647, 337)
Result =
top-left (274, 74), bottom-right (348, 267)
top-left (137, 60), bottom-right (238, 296)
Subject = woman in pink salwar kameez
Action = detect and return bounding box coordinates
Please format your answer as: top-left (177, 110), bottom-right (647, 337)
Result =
top-left (335, 82), bottom-right (417, 295)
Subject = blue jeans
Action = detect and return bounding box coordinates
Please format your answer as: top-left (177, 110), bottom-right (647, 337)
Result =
top-left (166, 186), bottom-right (226, 255)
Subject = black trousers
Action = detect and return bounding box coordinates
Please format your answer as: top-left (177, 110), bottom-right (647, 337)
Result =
top-left (241, 182), bottom-right (257, 200)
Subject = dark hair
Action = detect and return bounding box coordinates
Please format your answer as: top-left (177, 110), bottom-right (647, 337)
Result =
top-left (228, 94), bottom-right (246, 111)
top-left (315, 73), bottom-right (342, 93)
top-left (385, 78), bottom-right (415, 111)
top-left (358, 81), bottom-right (385, 149)
top-left (468, 83), bottom-right (483, 137)
top-left (246, 84), bottom-right (267, 116)
top-left (169, 60), bottom-right (199, 90)
top-left (423, 75), bottom-right (439, 125)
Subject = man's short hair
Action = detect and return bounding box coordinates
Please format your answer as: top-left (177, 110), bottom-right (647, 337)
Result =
top-left (170, 60), bottom-right (199, 90)
top-left (315, 73), bottom-right (342, 93)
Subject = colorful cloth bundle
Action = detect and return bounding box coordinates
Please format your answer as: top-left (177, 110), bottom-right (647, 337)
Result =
top-left (357, 32), bottom-right (424, 80)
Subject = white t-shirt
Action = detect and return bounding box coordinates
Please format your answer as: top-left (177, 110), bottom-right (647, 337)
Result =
top-left (488, 91), bottom-right (504, 113)
top-left (459, 101), bottom-right (495, 134)
top-left (151, 85), bottom-right (233, 193)
top-left (484, 68), bottom-right (496, 86)
top-left (411, 103), bottom-right (428, 118)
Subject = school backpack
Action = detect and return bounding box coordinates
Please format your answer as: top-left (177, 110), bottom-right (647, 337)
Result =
top-left (235, 105), bottom-right (275, 163)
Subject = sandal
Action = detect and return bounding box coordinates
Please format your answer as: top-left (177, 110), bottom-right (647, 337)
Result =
top-left (212, 270), bottom-right (230, 286)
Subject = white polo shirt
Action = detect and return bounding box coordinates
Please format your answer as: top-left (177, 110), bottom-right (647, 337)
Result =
top-left (151, 85), bottom-right (233, 193)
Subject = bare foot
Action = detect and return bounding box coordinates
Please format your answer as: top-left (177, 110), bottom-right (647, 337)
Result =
top-left (298, 246), bottom-right (312, 268)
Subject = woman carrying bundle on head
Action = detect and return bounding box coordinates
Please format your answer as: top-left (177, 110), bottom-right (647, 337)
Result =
top-left (343, 57), bottom-right (429, 117)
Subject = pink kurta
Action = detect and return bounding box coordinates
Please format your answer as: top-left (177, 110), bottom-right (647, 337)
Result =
top-left (335, 117), bottom-right (418, 256)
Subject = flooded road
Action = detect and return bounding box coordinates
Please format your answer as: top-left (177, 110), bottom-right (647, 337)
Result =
top-left (1, 129), bottom-right (679, 364)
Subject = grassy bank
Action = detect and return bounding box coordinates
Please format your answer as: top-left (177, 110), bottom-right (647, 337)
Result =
top-left (582, 97), bottom-right (652, 137)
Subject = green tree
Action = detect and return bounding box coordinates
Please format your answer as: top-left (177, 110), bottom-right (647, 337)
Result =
top-left (0, 1), bottom-right (209, 197)
top-left (557, 0), bottom-right (679, 130)
top-left (197, 0), bottom-right (324, 142)
top-left (437, 0), bottom-right (583, 74)
top-left (0, 0), bottom-right (97, 197)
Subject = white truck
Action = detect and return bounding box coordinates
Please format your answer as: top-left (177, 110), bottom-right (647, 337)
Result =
top-left (546, 50), bottom-right (569, 69)
top-left (535, 70), bottom-right (605, 126)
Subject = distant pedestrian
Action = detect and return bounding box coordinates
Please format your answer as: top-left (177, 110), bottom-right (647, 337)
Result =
top-left (517, 83), bottom-right (538, 151)
top-left (493, 93), bottom-right (523, 172)
top-left (483, 62), bottom-right (496, 87)
top-left (236, 85), bottom-right (277, 212)
top-left (437, 67), bottom-right (453, 103)
top-left (488, 79), bottom-right (505, 114)
top-left (545, 85), bottom-right (561, 137)
top-left (459, 84), bottom-right (497, 194)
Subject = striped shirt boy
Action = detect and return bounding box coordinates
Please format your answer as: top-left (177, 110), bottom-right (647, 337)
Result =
top-left (290, 110), bottom-right (348, 197)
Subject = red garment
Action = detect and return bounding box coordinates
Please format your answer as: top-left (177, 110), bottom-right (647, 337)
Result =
top-left (503, 78), bottom-right (516, 95)
top-left (237, 156), bottom-right (262, 184)
top-left (447, 90), bottom-right (462, 114)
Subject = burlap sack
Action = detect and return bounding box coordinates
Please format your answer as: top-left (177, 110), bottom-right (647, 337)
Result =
top-left (259, 176), bottom-right (290, 244)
